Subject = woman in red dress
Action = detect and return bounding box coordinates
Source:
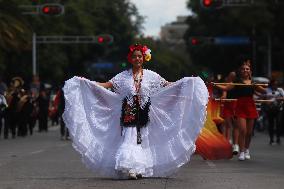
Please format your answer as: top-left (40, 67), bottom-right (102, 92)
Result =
top-left (221, 72), bottom-right (237, 149)
top-left (216, 60), bottom-right (266, 161)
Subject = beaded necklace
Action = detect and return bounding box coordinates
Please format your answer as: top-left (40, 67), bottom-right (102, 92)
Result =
top-left (133, 69), bottom-right (143, 93)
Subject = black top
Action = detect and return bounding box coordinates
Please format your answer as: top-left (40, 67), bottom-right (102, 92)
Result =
top-left (227, 87), bottom-right (237, 99)
top-left (233, 78), bottom-right (254, 98)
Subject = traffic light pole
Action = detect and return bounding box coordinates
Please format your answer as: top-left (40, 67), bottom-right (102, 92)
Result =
top-left (32, 35), bottom-right (113, 76)
top-left (201, 0), bottom-right (283, 9)
top-left (19, 3), bottom-right (64, 16)
top-left (32, 33), bottom-right (37, 76)
top-left (267, 33), bottom-right (272, 78)
top-left (252, 25), bottom-right (257, 75)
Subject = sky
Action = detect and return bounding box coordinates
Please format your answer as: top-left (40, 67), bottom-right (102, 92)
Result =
top-left (130, 0), bottom-right (192, 38)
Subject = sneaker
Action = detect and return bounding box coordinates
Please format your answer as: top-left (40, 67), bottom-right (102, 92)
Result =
top-left (244, 149), bottom-right (251, 160)
top-left (136, 173), bottom-right (143, 179)
top-left (238, 152), bottom-right (245, 161)
top-left (232, 144), bottom-right (239, 155)
top-left (128, 173), bottom-right (137, 180)
top-left (276, 138), bottom-right (281, 145)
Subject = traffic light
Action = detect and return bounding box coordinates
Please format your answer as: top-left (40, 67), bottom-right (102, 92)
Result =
top-left (190, 37), bottom-right (200, 45)
top-left (189, 37), bottom-right (215, 46)
top-left (200, 0), bottom-right (224, 9)
top-left (40, 3), bottom-right (64, 16)
top-left (121, 62), bottom-right (127, 68)
top-left (96, 34), bottom-right (114, 45)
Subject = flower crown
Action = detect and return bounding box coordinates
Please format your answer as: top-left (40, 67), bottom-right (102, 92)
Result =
top-left (127, 44), bottom-right (151, 63)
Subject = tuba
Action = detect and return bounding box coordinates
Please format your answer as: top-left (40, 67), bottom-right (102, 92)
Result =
top-left (5, 77), bottom-right (24, 106)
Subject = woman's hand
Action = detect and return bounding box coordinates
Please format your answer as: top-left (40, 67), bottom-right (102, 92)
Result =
top-left (78, 76), bottom-right (88, 81)
top-left (96, 82), bottom-right (113, 89)
top-left (164, 82), bottom-right (173, 87)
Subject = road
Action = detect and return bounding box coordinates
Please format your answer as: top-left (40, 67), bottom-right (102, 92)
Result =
top-left (0, 125), bottom-right (284, 189)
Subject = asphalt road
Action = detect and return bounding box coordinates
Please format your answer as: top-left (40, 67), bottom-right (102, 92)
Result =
top-left (0, 125), bottom-right (283, 189)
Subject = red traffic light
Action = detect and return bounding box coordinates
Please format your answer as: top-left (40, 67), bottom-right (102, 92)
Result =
top-left (98, 36), bottom-right (104, 43)
top-left (40, 4), bottom-right (64, 16)
top-left (189, 36), bottom-right (215, 46)
top-left (200, 0), bottom-right (223, 9)
top-left (191, 37), bottom-right (199, 45)
top-left (96, 34), bottom-right (114, 44)
top-left (42, 6), bottom-right (50, 14)
top-left (203, 0), bottom-right (213, 7)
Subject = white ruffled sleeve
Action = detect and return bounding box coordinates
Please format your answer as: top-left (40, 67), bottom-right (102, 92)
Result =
top-left (62, 76), bottom-right (123, 177)
top-left (147, 77), bottom-right (208, 176)
top-left (109, 71), bottom-right (129, 94)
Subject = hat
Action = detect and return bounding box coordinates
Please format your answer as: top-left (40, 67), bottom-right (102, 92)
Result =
top-left (11, 77), bottom-right (24, 87)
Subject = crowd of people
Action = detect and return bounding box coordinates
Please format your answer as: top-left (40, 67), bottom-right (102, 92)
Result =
top-left (0, 75), bottom-right (68, 140)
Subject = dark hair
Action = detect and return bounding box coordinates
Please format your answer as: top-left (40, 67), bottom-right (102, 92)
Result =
top-left (127, 44), bottom-right (149, 63)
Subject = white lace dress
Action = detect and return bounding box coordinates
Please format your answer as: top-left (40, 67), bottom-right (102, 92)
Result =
top-left (63, 69), bottom-right (208, 178)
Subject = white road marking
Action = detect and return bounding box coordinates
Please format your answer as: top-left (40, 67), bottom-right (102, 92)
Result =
top-left (206, 161), bottom-right (216, 168)
top-left (30, 150), bottom-right (44, 154)
top-left (57, 143), bottom-right (68, 147)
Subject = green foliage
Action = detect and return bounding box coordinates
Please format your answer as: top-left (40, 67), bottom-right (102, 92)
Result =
top-left (0, 0), bottom-right (144, 84)
top-left (0, 0), bottom-right (32, 52)
top-left (0, 0), bottom-right (199, 84)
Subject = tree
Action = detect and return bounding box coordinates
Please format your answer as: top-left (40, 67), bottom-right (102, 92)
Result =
top-left (0, 0), bottom-right (144, 85)
top-left (0, 1), bottom-right (32, 52)
top-left (185, 0), bottom-right (281, 76)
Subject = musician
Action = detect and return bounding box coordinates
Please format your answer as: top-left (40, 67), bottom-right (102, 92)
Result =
top-left (4, 77), bottom-right (24, 138)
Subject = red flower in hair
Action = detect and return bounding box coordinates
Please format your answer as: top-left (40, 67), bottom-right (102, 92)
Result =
top-left (142, 46), bottom-right (148, 53)
top-left (127, 44), bottom-right (151, 63)
top-left (129, 45), bottom-right (136, 52)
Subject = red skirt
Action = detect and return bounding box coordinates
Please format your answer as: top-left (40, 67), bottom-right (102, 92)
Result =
top-left (222, 101), bottom-right (236, 118)
top-left (235, 97), bottom-right (258, 119)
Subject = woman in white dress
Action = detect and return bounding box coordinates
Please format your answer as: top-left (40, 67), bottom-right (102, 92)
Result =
top-left (63, 44), bottom-right (208, 179)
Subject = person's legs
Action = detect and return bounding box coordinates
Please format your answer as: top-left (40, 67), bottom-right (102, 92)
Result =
top-left (28, 118), bottom-right (34, 135)
top-left (245, 119), bottom-right (254, 149)
top-left (237, 117), bottom-right (246, 160)
top-left (4, 114), bottom-right (9, 139)
top-left (43, 115), bottom-right (48, 131)
top-left (276, 112), bottom-right (282, 144)
top-left (267, 113), bottom-right (275, 144)
top-left (225, 117), bottom-right (234, 141)
top-left (65, 127), bottom-right (69, 140)
top-left (0, 114), bottom-right (2, 137)
top-left (232, 117), bottom-right (239, 155)
top-left (60, 118), bottom-right (65, 139)
top-left (242, 119), bottom-right (254, 160)
top-left (10, 116), bottom-right (17, 138)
